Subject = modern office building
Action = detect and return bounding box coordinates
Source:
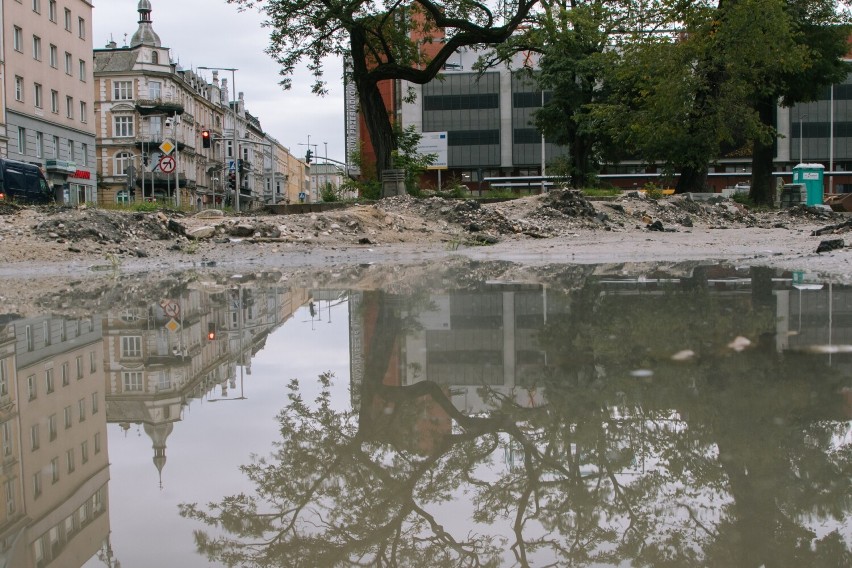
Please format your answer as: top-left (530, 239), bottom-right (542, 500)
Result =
top-left (2, 0), bottom-right (97, 203)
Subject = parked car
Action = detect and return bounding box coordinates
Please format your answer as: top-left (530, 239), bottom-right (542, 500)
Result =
top-left (0, 158), bottom-right (53, 203)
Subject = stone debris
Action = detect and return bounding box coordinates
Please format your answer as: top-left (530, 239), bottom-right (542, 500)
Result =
top-left (0, 190), bottom-right (846, 264)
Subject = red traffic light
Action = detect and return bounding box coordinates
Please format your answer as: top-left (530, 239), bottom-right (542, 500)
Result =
top-left (207, 322), bottom-right (216, 340)
top-left (201, 129), bottom-right (211, 149)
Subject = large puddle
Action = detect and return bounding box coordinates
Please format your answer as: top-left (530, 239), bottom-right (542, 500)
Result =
top-left (0, 261), bottom-right (848, 566)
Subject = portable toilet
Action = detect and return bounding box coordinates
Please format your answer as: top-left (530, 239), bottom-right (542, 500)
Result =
top-left (792, 163), bottom-right (825, 206)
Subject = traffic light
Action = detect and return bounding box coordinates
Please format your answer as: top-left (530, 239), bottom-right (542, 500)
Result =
top-left (305, 149), bottom-right (312, 164)
top-left (228, 172), bottom-right (236, 190)
top-left (237, 159), bottom-right (244, 173)
top-left (201, 129), bottom-right (211, 148)
top-left (207, 323), bottom-right (217, 340)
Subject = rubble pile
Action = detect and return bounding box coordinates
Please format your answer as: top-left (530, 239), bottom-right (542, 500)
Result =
top-left (0, 202), bottom-right (22, 216)
top-left (35, 209), bottom-right (174, 244)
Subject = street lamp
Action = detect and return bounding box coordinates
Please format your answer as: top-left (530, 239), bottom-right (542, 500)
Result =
top-left (798, 111), bottom-right (808, 164)
top-left (198, 66), bottom-right (240, 213)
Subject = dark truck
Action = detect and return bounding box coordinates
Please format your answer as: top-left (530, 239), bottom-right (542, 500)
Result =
top-left (0, 158), bottom-right (53, 203)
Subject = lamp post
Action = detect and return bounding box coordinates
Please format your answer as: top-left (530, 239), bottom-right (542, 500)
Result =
top-left (798, 111), bottom-right (808, 164)
top-left (198, 66), bottom-right (240, 213)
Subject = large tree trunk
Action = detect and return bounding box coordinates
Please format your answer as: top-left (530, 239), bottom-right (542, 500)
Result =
top-left (675, 164), bottom-right (709, 193)
top-left (350, 30), bottom-right (395, 180)
top-left (750, 96), bottom-right (776, 206)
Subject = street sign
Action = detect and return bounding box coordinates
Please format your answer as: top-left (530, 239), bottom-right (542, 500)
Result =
top-left (165, 318), bottom-right (181, 333)
top-left (228, 160), bottom-right (236, 172)
top-left (159, 155), bottom-right (176, 173)
top-left (417, 131), bottom-right (448, 170)
top-left (159, 140), bottom-right (175, 155)
top-left (160, 299), bottom-right (180, 318)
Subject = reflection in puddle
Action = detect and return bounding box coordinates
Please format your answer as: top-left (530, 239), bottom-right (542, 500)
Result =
top-left (0, 262), bottom-right (848, 566)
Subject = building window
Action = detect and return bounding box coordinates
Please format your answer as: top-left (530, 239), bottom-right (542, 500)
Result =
top-left (48, 414), bottom-right (57, 441)
top-left (94, 432), bottom-right (101, 454)
top-left (120, 336), bottom-right (142, 357)
top-left (17, 127), bottom-right (26, 154)
top-left (32, 0), bottom-right (40, 13)
top-left (36, 131), bottom-right (44, 157)
top-left (115, 152), bottom-right (133, 175)
top-left (78, 398), bottom-right (85, 422)
top-left (45, 368), bottom-right (54, 394)
top-left (113, 116), bottom-right (134, 138)
top-left (43, 321), bottom-right (51, 345)
top-left (26, 325), bottom-right (34, 351)
top-left (0, 360), bottom-right (7, 397)
top-left (66, 96), bottom-right (73, 118)
top-left (64, 8), bottom-right (71, 31)
top-left (32, 35), bottom-right (42, 60)
top-left (49, 44), bottom-right (57, 67)
top-left (64, 406), bottom-right (72, 429)
top-left (13, 27), bottom-right (22, 52)
top-left (33, 83), bottom-right (44, 108)
top-left (49, 0), bottom-right (56, 22)
top-left (81, 441), bottom-right (88, 464)
top-left (32, 472), bottom-right (42, 499)
top-left (122, 371), bottom-right (143, 392)
top-left (148, 81), bottom-right (161, 99)
top-left (64, 51), bottom-right (72, 74)
top-left (30, 424), bottom-right (39, 450)
top-left (61, 362), bottom-right (69, 386)
top-left (80, 101), bottom-right (87, 123)
top-left (114, 80), bottom-right (133, 100)
top-left (76, 355), bottom-right (83, 379)
top-left (152, 51), bottom-right (159, 64)
top-left (79, 59), bottom-right (86, 81)
top-left (14, 77), bottom-right (24, 102)
top-left (50, 90), bottom-right (58, 113)
top-left (52, 135), bottom-right (59, 158)
top-left (4, 480), bottom-right (14, 516)
top-left (50, 457), bottom-right (59, 483)
top-left (89, 351), bottom-right (97, 373)
top-left (116, 189), bottom-right (131, 204)
top-left (69, 140), bottom-right (76, 162)
top-left (78, 16), bottom-right (86, 39)
top-left (1, 422), bottom-right (12, 457)
top-left (66, 449), bottom-right (75, 474)
top-left (27, 375), bottom-right (36, 401)
top-left (81, 142), bottom-right (88, 165)
top-left (91, 392), bottom-right (99, 414)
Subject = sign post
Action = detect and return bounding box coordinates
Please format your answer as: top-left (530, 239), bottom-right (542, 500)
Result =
top-left (417, 131), bottom-right (448, 190)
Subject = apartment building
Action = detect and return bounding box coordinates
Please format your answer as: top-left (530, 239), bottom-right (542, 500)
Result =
top-left (3, 0), bottom-right (97, 203)
top-left (93, 0), bottom-right (226, 207)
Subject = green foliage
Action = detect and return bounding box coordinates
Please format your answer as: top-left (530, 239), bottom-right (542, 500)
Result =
top-left (319, 182), bottom-right (340, 203)
top-left (642, 182), bottom-right (664, 200)
top-left (391, 124), bottom-right (436, 196)
top-left (340, 178), bottom-right (381, 201)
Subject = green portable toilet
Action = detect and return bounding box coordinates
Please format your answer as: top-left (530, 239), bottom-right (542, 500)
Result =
top-left (792, 163), bottom-right (825, 206)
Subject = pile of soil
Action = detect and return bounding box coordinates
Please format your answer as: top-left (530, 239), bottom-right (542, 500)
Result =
top-left (0, 192), bottom-right (846, 272)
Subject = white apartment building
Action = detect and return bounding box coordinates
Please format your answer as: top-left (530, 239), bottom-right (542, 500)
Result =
top-left (2, 0), bottom-right (97, 204)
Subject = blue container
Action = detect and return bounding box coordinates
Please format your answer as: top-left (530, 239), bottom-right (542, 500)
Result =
top-left (792, 164), bottom-right (825, 206)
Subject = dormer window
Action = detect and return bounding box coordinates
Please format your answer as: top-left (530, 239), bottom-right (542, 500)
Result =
top-left (151, 50), bottom-right (159, 64)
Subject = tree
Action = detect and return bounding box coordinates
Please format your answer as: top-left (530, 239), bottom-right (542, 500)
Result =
top-left (746, 0), bottom-right (850, 205)
top-left (230, 0), bottom-right (540, 179)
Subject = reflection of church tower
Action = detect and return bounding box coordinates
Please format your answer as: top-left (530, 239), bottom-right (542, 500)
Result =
top-left (130, 0), bottom-right (162, 48)
top-left (144, 422), bottom-right (174, 488)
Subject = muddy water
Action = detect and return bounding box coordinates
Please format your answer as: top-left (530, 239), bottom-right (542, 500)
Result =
top-left (0, 263), bottom-right (848, 567)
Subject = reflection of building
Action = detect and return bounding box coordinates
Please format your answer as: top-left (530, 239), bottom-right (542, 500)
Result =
top-left (103, 280), bottom-right (310, 484)
top-left (0, 322), bottom-right (26, 562)
top-left (2, 316), bottom-right (109, 567)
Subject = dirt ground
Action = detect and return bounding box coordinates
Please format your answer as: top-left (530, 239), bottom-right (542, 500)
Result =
top-left (0, 191), bottom-right (850, 285)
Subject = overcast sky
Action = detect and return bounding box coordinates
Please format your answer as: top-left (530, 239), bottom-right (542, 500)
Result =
top-left (92, 0), bottom-right (345, 162)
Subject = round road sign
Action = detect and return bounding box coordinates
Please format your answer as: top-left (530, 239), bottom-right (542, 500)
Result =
top-left (159, 155), bottom-right (176, 173)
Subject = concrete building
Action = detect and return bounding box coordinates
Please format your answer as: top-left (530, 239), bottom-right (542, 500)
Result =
top-left (93, 0), bottom-right (227, 207)
top-left (309, 162), bottom-right (348, 202)
top-left (2, 0), bottom-right (97, 204)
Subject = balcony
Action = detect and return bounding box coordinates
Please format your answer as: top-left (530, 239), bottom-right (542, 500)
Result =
top-left (45, 159), bottom-right (77, 175)
top-left (135, 97), bottom-right (185, 117)
top-left (134, 172), bottom-right (188, 189)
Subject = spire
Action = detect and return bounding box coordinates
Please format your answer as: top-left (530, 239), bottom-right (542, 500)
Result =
top-left (130, 0), bottom-right (162, 48)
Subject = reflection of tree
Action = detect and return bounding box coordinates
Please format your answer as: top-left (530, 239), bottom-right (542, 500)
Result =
top-left (181, 281), bottom-right (852, 567)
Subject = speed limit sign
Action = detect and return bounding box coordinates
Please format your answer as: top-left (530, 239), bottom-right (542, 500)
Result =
top-left (159, 155), bottom-right (176, 173)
